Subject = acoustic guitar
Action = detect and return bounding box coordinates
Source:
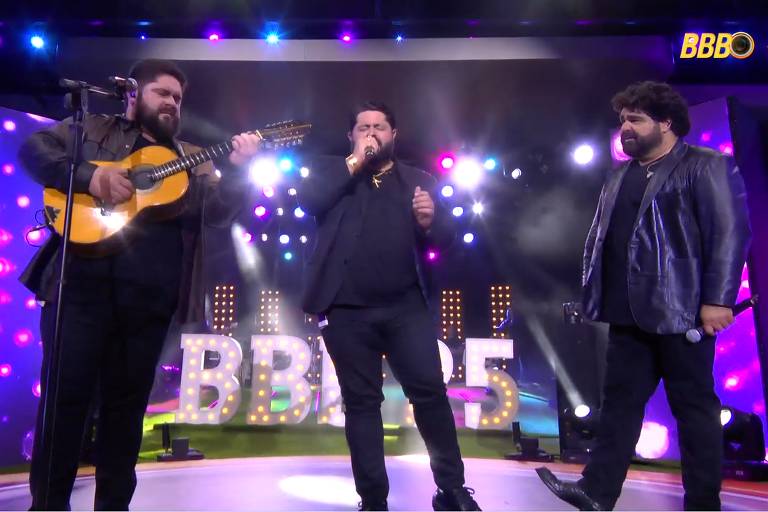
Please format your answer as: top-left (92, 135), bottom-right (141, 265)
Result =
top-left (43, 121), bottom-right (310, 247)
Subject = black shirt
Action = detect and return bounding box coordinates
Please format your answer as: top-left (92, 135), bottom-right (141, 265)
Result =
top-left (601, 159), bottom-right (653, 325)
top-left (110, 135), bottom-right (184, 310)
top-left (334, 163), bottom-right (420, 306)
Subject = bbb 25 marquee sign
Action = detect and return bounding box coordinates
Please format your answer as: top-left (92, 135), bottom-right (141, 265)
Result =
top-left (171, 334), bottom-right (520, 431)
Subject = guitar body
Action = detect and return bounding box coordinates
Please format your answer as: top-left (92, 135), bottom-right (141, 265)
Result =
top-left (43, 145), bottom-right (189, 247)
top-left (41, 120), bottom-right (310, 251)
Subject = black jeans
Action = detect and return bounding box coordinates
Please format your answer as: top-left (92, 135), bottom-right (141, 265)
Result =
top-left (580, 324), bottom-right (722, 510)
top-left (321, 294), bottom-right (465, 501)
top-left (30, 264), bottom-right (175, 511)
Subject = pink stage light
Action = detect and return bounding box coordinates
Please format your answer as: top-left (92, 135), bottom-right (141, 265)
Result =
top-left (26, 229), bottom-right (43, 243)
top-left (208, 33), bottom-right (220, 42)
top-left (25, 297), bottom-right (38, 309)
top-left (2, 120), bottom-right (16, 132)
top-left (17, 195), bottom-right (30, 208)
top-left (2, 164), bottom-right (13, 175)
top-left (719, 142), bottom-right (734, 155)
top-left (14, 329), bottom-right (33, 348)
top-left (723, 373), bottom-right (743, 391)
top-left (341, 33), bottom-right (352, 43)
top-left (32, 381), bottom-right (42, 397)
top-left (427, 250), bottom-right (438, 261)
top-left (439, 155), bottom-right (455, 170)
top-left (0, 290), bottom-right (11, 305)
top-left (635, 421), bottom-right (670, 459)
top-left (0, 229), bottom-right (12, 246)
top-left (700, 131), bottom-right (712, 142)
top-left (0, 364), bottom-right (11, 378)
top-left (254, 205), bottom-right (267, 217)
top-left (0, 258), bottom-right (14, 276)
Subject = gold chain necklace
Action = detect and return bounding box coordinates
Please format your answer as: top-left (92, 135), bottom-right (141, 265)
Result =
top-left (372, 168), bottom-right (392, 188)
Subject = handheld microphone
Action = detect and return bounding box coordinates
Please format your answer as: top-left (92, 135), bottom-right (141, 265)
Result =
top-left (686, 295), bottom-right (758, 343)
top-left (364, 146), bottom-right (376, 158)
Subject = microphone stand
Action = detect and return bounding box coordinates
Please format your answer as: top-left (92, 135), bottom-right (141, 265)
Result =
top-left (37, 78), bottom-right (120, 508)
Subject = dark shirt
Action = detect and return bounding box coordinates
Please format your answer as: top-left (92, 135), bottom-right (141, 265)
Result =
top-left (601, 159), bottom-right (654, 325)
top-left (66, 135), bottom-right (183, 316)
top-left (334, 163), bottom-right (420, 306)
top-left (112, 135), bottom-right (183, 299)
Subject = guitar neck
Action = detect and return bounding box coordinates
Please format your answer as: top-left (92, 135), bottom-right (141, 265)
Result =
top-left (148, 123), bottom-right (308, 182)
top-left (149, 140), bottom-right (234, 182)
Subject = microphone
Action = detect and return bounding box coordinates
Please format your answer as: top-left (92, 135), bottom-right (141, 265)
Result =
top-left (364, 146), bottom-right (376, 158)
top-left (686, 295), bottom-right (758, 343)
top-left (108, 76), bottom-right (139, 97)
top-left (59, 76), bottom-right (138, 101)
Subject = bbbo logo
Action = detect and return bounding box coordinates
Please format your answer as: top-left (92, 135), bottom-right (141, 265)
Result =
top-left (680, 32), bottom-right (755, 59)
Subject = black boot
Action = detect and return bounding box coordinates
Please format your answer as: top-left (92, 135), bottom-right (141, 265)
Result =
top-left (535, 467), bottom-right (603, 511)
top-left (432, 487), bottom-right (481, 511)
top-left (358, 499), bottom-right (388, 511)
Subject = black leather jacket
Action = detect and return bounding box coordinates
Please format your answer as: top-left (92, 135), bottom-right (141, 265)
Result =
top-left (583, 140), bottom-right (752, 334)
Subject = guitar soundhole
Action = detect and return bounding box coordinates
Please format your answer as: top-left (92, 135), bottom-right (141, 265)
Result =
top-left (130, 166), bottom-right (157, 191)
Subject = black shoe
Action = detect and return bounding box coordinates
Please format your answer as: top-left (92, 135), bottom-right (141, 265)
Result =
top-left (535, 467), bottom-right (603, 511)
top-left (358, 499), bottom-right (388, 511)
top-left (432, 487), bottom-right (481, 511)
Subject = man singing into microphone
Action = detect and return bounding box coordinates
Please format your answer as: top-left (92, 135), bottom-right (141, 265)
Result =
top-left (298, 102), bottom-right (480, 511)
top-left (536, 82), bottom-right (751, 510)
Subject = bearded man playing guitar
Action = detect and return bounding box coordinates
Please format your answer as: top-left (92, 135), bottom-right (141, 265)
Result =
top-left (18, 59), bottom-right (263, 510)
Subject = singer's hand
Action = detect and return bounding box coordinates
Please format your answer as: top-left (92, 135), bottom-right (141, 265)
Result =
top-left (229, 132), bottom-right (263, 167)
top-left (89, 166), bottom-right (134, 204)
top-left (413, 186), bottom-right (435, 230)
top-left (700, 304), bottom-right (734, 336)
top-left (348, 134), bottom-right (380, 175)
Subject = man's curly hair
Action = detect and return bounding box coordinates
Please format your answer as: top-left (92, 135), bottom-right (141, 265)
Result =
top-left (611, 81), bottom-right (691, 137)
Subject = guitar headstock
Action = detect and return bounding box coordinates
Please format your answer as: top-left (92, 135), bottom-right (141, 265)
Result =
top-left (257, 120), bottom-right (311, 150)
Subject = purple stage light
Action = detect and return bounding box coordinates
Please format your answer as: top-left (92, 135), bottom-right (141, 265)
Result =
top-left (14, 329), bottom-right (33, 348)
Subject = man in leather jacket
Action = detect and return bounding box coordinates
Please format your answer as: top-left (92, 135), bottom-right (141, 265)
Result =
top-left (19, 59), bottom-right (262, 510)
top-left (537, 81), bottom-right (751, 511)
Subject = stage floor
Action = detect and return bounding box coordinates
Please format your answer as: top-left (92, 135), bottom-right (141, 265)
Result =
top-left (1, 456), bottom-right (766, 510)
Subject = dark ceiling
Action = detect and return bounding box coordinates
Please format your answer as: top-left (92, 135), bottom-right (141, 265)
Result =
top-left (1, 0), bottom-right (768, 39)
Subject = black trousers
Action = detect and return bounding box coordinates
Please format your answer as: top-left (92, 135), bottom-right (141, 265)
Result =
top-left (580, 324), bottom-right (722, 510)
top-left (321, 293), bottom-right (465, 501)
top-left (30, 268), bottom-right (174, 510)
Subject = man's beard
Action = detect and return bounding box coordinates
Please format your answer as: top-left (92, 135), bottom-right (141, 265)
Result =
top-left (368, 139), bottom-right (395, 166)
top-left (135, 98), bottom-right (179, 142)
top-left (621, 123), bottom-right (663, 159)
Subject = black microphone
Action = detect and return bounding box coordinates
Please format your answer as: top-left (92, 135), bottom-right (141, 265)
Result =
top-left (59, 76), bottom-right (137, 101)
top-left (364, 146), bottom-right (376, 158)
top-left (108, 76), bottom-right (139, 97)
top-left (686, 295), bottom-right (758, 343)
